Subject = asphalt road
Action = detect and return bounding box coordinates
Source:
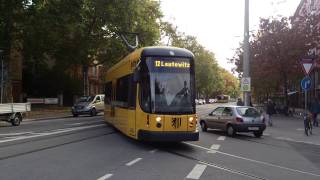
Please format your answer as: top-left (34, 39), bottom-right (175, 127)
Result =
top-left (0, 104), bottom-right (320, 180)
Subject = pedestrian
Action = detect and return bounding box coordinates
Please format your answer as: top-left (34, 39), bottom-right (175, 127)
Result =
top-left (237, 98), bottom-right (244, 106)
top-left (314, 98), bottom-right (320, 127)
top-left (266, 99), bottom-right (275, 126)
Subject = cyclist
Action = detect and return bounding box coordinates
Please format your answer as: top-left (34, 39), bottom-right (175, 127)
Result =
top-left (304, 111), bottom-right (313, 136)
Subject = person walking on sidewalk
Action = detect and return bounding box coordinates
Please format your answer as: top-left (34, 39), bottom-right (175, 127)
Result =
top-left (314, 98), bottom-right (320, 127)
top-left (237, 98), bottom-right (244, 106)
top-left (266, 99), bottom-right (275, 126)
top-left (310, 98), bottom-right (319, 127)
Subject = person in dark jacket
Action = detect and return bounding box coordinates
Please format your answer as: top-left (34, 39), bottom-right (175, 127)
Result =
top-left (266, 99), bottom-right (275, 126)
top-left (237, 98), bottom-right (244, 106)
top-left (310, 98), bottom-right (319, 127)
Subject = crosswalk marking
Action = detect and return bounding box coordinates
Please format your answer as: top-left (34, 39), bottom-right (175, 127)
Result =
top-left (97, 173), bottom-right (113, 180)
top-left (217, 136), bottom-right (226, 141)
top-left (186, 164), bottom-right (207, 179)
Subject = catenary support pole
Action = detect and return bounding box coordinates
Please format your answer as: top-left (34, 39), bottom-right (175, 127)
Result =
top-left (243, 0), bottom-right (250, 106)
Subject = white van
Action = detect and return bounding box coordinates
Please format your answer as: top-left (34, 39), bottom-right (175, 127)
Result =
top-left (71, 94), bottom-right (105, 117)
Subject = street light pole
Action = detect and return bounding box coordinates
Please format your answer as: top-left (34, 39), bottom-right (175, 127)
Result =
top-left (243, 0), bottom-right (250, 106)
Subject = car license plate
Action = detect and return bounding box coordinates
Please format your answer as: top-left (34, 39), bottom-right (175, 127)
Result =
top-left (248, 127), bottom-right (259, 130)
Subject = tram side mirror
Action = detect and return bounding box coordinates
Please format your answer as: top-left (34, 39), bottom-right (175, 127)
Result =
top-left (133, 67), bottom-right (141, 82)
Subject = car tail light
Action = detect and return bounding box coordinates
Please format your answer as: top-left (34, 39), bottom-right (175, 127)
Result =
top-left (236, 117), bottom-right (243, 123)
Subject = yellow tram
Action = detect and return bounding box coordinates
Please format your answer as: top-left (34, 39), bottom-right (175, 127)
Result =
top-left (104, 46), bottom-right (198, 141)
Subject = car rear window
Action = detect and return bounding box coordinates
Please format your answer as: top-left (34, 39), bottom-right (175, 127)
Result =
top-left (236, 107), bottom-right (260, 117)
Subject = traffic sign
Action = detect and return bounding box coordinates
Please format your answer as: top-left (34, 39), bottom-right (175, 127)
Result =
top-left (241, 77), bottom-right (251, 92)
top-left (300, 58), bottom-right (314, 75)
top-left (301, 76), bottom-right (312, 91)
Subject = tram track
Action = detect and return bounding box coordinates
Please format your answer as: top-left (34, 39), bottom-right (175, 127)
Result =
top-left (0, 127), bottom-right (116, 161)
top-left (157, 144), bottom-right (268, 180)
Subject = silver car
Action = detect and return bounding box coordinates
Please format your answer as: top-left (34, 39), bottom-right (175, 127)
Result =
top-left (199, 106), bottom-right (266, 137)
top-left (71, 94), bottom-right (105, 117)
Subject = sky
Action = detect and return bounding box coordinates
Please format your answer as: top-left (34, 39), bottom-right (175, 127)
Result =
top-left (160, 0), bottom-right (302, 73)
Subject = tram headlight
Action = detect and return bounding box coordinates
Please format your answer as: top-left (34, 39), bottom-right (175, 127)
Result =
top-left (156, 117), bottom-right (161, 123)
top-left (156, 116), bottom-right (162, 128)
top-left (188, 117), bottom-right (194, 123)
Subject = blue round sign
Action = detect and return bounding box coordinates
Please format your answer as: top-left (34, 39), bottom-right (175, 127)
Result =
top-left (301, 76), bottom-right (312, 91)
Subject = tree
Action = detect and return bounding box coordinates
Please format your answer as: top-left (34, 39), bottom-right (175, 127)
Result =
top-left (14, 0), bottom-right (163, 99)
top-left (231, 16), bottom-right (320, 104)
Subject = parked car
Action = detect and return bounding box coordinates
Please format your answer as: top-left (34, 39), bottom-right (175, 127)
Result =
top-left (199, 105), bottom-right (266, 137)
top-left (198, 99), bottom-right (205, 105)
top-left (209, 99), bottom-right (217, 103)
top-left (71, 94), bottom-right (105, 117)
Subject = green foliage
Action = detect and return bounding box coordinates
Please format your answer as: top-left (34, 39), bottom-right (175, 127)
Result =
top-left (1, 0), bottom-right (163, 98)
top-left (231, 15), bottom-right (320, 102)
top-left (162, 24), bottom-right (238, 98)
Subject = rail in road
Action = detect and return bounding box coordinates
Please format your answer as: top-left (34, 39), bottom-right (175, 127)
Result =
top-left (0, 105), bottom-right (319, 180)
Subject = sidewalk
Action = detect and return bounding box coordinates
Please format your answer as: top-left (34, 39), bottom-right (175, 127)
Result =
top-left (25, 107), bottom-right (71, 121)
top-left (264, 114), bottom-right (320, 146)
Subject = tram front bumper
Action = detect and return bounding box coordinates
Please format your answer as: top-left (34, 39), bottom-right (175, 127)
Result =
top-left (138, 130), bottom-right (199, 142)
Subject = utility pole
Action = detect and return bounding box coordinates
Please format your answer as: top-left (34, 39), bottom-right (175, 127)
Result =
top-left (243, 0), bottom-right (250, 106)
top-left (0, 49), bottom-right (3, 104)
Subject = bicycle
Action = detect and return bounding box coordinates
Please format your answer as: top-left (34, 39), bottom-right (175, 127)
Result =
top-left (304, 113), bottom-right (312, 136)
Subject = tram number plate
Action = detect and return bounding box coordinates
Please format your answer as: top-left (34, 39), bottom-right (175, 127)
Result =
top-left (248, 127), bottom-right (259, 130)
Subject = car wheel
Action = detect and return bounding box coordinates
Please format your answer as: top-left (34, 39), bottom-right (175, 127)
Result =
top-left (90, 108), bottom-right (96, 116)
top-left (226, 125), bottom-right (235, 137)
top-left (200, 121), bottom-right (207, 132)
top-left (11, 114), bottom-right (22, 126)
top-left (254, 131), bottom-right (263, 138)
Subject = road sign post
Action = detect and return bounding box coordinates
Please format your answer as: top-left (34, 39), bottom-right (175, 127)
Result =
top-left (241, 77), bottom-right (251, 92)
top-left (301, 76), bottom-right (312, 114)
top-left (300, 57), bottom-right (315, 116)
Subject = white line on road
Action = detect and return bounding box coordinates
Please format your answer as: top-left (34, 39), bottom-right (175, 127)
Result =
top-left (97, 173), bottom-right (113, 180)
top-left (0, 132), bottom-right (33, 136)
top-left (217, 136), bottom-right (226, 141)
top-left (126, 158), bottom-right (142, 166)
top-left (0, 124), bottom-right (105, 144)
top-left (149, 149), bottom-right (158, 153)
top-left (186, 164), bottom-right (207, 179)
top-left (207, 144), bottom-right (220, 153)
top-left (210, 144), bottom-right (220, 150)
top-left (184, 142), bottom-right (320, 177)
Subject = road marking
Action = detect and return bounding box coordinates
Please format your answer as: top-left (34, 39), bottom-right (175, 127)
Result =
top-left (126, 158), bottom-right (142, 166)
top-left (184, 142), bottom-right (320, 177)
top-left (186, 164), bottom-right (207, 179)
top-left (217, 136), bottom-right (226, 141)
top-left (149, 149), bottom-right (158, 153)
top-left (296, 128), bottom-right (304, 131)
top-left (0, 124), bottom-right (105, 144)
top-left (276, 137), bottom-right (320, 146)
top-left (97, 173), bottom-right (113, 180)
top-left (207, 144), bottom-right (220, 153)
top-left (0, 132), bottom-right (33, 136)
top-left (199, 161), bottom-right (266, 180)
top-left (210, 144), bottom-right (220, 150)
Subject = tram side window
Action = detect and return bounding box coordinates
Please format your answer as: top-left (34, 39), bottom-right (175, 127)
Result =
top-left (115, 74), bottom-right (136, 108)
top-left (116, 75), bottom-right (129, 107)
top-left (105, 82), bottom-right (112, 105)
top-left (128, 75), bottom-right (136, 108)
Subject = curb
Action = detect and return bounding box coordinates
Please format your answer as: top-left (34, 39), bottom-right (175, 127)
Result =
top-left (24, 115), bottom-right (73, 122)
